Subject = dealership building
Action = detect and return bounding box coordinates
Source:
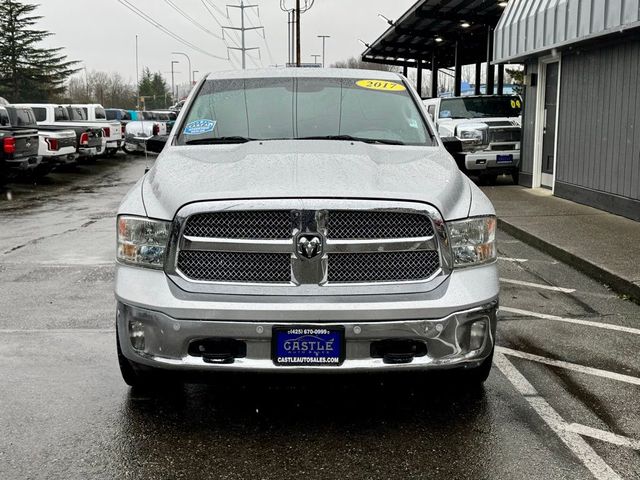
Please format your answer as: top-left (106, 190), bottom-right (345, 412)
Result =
top-left (494, 0), bottom-right (640, 221)
top-left (363, 0), bottom-right (640, 221)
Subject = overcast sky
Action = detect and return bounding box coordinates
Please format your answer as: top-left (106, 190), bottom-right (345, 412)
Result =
top-left (37, 0), bottom-right (415, 86)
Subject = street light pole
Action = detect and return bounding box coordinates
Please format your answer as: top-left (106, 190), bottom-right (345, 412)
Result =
top-left (171, 60), bottom-right (179, 104)
top-left (172, 52), bottom-right (192, 91)
top-left (318, 35), bottom-right (330, 68)
top-left (311, 54), bottom-right (321, 64)
top-left (192, 70), bottom-right (200, 85)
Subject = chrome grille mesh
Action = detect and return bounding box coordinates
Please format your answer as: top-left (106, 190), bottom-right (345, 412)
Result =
top-left (327, 211), bottom-right (434, 239)
top-left (177, 251), bottom-right (291, 283)
top-left (176, 208), bottom-right (441, 285)
top-left (328, 251), bottom-right (440, 283)
top-left (489, 128), bottom-right (521, 143)
top-left (184, 211), bottom-right (292, 239)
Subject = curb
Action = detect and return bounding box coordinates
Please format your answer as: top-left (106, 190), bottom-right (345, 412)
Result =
top-left (497, 218), bottom-right (640, 303)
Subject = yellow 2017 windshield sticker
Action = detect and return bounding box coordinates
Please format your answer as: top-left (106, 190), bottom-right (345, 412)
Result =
top-left (356, 79), bottom-right (406, 92)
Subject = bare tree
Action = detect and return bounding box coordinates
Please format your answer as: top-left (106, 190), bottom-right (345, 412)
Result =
top-left (332, 56), bottom-right (399, 72)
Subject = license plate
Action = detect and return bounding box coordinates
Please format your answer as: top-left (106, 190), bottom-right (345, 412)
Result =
top-left (496, 154), bottom-right (513, 164)
top-left (272, 326), bottom-right (345, 366)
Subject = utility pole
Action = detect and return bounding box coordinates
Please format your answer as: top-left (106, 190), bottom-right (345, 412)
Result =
top-left (295, 0), bottom-right (301, 66)
top-left (135, 35), bottom-right (140, 109)
top-left (224, 1), bottom-right (263, 70)
top-left (318, 35), bottom-right (330, 68)
top-left (280, 0), bottom-right (315, 67)
top-left (171, 60), bottom-right (179, 103)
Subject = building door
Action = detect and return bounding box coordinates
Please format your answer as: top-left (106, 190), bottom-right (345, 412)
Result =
top-left (541, 62), bottom-right (559, 188)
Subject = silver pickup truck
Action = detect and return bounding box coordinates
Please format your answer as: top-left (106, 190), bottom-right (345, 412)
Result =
top-left (115, 69), bottom-right (499, 388)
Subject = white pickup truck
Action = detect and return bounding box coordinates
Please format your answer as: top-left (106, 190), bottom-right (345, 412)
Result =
top-left (15, 104), bottom-right (106, 159)
top-left (424, 95), bottom-right (522, 183)
top-left (66, 104), bottom-right (123, 156)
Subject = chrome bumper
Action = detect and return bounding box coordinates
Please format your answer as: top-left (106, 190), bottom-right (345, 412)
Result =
top-left (115, 264), bottom-right (499, 372)
top-left (463, 150), bottom-right (520, 171)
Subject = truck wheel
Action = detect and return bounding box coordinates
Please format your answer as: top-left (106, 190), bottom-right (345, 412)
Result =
top-left (511, 169), bottom-right (520, 185)
top-left (116, 324), bottom-right (154, 388)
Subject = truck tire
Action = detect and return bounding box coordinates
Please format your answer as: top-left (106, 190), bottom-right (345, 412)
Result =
top-left (116, 323), bottom-right (154, 388)
top-left (460, 348), bottom-right (494, 385)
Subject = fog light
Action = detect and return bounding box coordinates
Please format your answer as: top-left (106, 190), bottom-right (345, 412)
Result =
top-left (129, 320), bottom-right (146, 351)
top-left (469, 319), bottom-right (487, 351)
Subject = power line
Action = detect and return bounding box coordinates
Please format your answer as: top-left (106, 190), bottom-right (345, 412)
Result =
top-left (163, 0), bottom-right (224, 40)
top-left (117, 0), bottom-right (229, 61)
top-left (245, 5), bottom-right (274, 66)
top-left (201, 0), bottom-right (242, 47)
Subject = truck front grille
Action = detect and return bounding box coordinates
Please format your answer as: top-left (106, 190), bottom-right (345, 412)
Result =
top-left (326, 211), bottom-right (434, 239)
top-left (184, 211), bottom-right (292, 239)
top-left (328, 251), bottom-right (440, 283)
top-left (175, 206), bottom-right (443, 286)
top-left (177, 251), bottom-right (291, 283)
top-left (489, 128), bottom-right (521, 143)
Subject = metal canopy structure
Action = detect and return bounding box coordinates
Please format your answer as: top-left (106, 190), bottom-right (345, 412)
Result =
top-left (362, 0), bottom-right (511, 97)
top-left (495, 0), bottom-right (640, 63)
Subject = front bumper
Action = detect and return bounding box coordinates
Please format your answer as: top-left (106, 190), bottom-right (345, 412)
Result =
top-left (460, 150), bottom-right (520, 172)
top-left (116, 264), bottom-right (499, 373)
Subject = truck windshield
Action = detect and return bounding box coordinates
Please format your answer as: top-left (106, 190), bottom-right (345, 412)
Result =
top-left (7, 108), bottom-right (37, 128)
top-left (177, 77), bottom-right (433, 146)
top-left (439, 96), bottom-right (522, 119)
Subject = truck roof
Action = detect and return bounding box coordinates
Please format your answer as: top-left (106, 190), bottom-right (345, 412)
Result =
top-left (205, 68), bottom-right (403, 81)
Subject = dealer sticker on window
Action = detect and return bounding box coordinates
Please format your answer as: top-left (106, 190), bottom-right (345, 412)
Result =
top-left (356, 79), bottom-right (406, 92)
top-left (184, 119), bottom-right (216, 135)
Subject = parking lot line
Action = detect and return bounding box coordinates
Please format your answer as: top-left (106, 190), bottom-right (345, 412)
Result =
top-left (566, 424), bottom-right (640, 451)
top-left (497, 347), bottom-right (640, 386)
top-left (500, 278), bottom-right (576, 293)
top-left (500, 307), bottom-right (640, 335)
top-left (498, 257), bottom-right (528, 263)
top-left (494, 352), bottom-right (622, 480)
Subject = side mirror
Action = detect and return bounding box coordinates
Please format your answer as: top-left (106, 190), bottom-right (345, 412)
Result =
top-left (441, 136), bottom-right (462, 155)
top-left (146, 135), bottom-right (169, 154)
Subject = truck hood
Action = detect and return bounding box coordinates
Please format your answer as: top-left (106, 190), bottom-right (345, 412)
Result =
top-left (141, 141), bottom-right (472, 220)
top-left (438, 116), bottom-right (521, 136)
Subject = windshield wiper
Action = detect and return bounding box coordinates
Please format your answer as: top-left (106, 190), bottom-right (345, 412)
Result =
top-left (299, 135), bottom-right (405, 145)
top-left (185, 136), bottom-right (254, 145)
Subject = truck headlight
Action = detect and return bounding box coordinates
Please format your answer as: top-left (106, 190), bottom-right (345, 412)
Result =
top-left (448, 216), bottom-right (497, 267)
top-left (456, 124), bottom-right (488, 149)
top-left (117, 215), bottom-right (171, 269)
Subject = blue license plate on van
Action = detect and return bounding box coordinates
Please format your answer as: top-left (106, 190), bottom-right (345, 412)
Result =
top-left (496, 154), bottom-right (513, 164)
top-left (273, 327), bottom-right (345, 366)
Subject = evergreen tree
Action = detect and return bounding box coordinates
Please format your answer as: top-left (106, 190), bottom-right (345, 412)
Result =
top-left (0, 0), bottom-right (79, 102)
top-left (138, 68), bottom-right (170, 109)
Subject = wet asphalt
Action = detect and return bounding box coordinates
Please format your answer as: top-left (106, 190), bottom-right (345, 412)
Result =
top-left (0, 156), bottom-right (638, 480)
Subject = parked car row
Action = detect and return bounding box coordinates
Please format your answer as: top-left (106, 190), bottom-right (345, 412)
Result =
top-left (105, 109), bottom-right (177, 155)
top-left (0, 98), bottom-right (177, 183)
